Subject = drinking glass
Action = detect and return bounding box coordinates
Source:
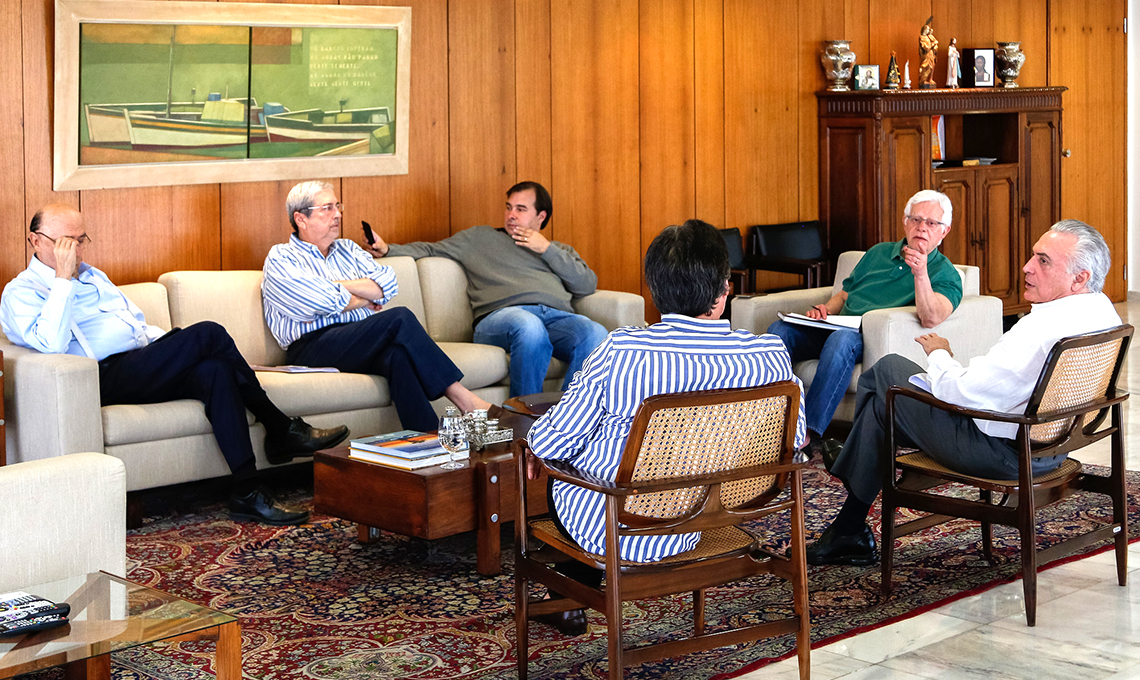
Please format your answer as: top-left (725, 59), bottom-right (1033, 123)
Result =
top-left (438, 409), bottom-right (468, 470)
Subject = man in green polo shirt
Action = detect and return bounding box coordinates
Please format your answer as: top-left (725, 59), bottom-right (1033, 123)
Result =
top-left (767, 190), bottom-right (963, 459)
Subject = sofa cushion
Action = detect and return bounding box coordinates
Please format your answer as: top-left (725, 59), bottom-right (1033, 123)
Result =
top-left (419, 257), bottom-right (475, 343)
top-left (382, 256), bottom-right (428, 326)
top-left (160, 270), bottom-right (285, 366)
top-left (437, 341), bottom-right (508, 389)
top-left (119, 282), bottom-right (172, 331)
top-left (256, 370), bottom-right (391, 416)
top-left (102, 400), bottom-right (252, 446)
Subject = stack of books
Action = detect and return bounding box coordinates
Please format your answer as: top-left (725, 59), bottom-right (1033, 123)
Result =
top-left (349, 430), bottom-right (469, 470)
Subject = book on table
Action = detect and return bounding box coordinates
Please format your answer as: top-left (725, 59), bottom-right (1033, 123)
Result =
top-left (777, 311), bottom-right (862, 332)
top-left (349, 430), bottom-right (469, 470)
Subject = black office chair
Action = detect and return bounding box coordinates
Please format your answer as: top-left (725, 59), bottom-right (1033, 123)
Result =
top-left (719, 227), bottom-right (752, 297)
top-left (747, 221), bottom-right (829, 292)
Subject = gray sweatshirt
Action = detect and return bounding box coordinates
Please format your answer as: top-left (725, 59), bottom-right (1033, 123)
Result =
top-left (386, 225), bottom-right (598, 323)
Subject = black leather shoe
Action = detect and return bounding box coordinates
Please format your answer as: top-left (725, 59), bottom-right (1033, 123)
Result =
top-left (264, 417), bottom-right (350, 465)
top-left (805, 522), bottom-right (878, 566)
top-left (534, 609), bottom-right (587, 636)
top-left (229, 486), bottom-right (310, 526)
top-left (821, 438), bottom-right (843, 473)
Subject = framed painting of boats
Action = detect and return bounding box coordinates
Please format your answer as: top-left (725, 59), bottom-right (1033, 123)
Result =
top-left (53, 0), bottom-right (411, 190)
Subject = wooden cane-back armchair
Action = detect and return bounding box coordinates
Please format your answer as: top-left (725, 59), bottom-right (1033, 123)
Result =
top-left (881, 324), bottom-right (1133, 626)
top-left (514, 382), bottom-right (810, 680)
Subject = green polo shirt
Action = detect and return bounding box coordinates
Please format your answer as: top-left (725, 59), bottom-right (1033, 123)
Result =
top-left (840, 239), bottom-right (963, 316)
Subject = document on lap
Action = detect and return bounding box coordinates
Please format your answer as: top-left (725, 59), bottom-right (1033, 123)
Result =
top-left (778, 311), bottom-right (862, 332)
top-left (250, 365), bottom-right (340, 373)
top-left (908, 373), bottom-right (932, 392)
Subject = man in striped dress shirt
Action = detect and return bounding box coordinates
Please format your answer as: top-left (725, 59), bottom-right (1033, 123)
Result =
top-left (261, 182), bottom-right (495, 432)
top-left (526, 219), bottom-right (806, 635)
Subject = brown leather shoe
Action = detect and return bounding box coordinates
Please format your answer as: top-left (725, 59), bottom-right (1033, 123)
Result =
top-left (533, 609), bottom-right (587, 636)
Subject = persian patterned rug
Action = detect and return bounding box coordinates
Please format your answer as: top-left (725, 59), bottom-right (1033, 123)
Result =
top-left (109, 463), bottom-right (1139, 680)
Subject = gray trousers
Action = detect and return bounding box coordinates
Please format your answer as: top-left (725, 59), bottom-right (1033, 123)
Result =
top-left (831, 354), bottom-right (1062, 505)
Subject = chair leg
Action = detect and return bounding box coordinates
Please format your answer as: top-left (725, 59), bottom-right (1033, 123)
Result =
top-left (1111, 407), bottom-right (1129, 586)
top-left (880, 497), bottom-right (896, 596)
top-left (515, 571), bottom-right (529, 680)
top-left (980, 489), bottom-right (994, 564)
top-left (1019, 517), bottom-right (1039, 627)
top-left (693, 589), bottom-right (705, 635)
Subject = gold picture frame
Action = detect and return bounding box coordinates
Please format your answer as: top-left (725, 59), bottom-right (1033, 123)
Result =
top-left (54, 0), bottom-right (411, 191)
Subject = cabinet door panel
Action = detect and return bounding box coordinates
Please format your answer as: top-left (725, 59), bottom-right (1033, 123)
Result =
top-left (819, 119), bottom-right (874, 256)
top-left (1021, 111), bottom-right (1061, 255)
top-left (977, 165), bottom-right (1020, 306)
top-left (932, 168), bottom-right (973, 267)
top-left (883, 117), bottom-right (929, 244)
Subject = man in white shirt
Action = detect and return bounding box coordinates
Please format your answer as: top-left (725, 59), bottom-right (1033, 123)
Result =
top-left (2, 205), bottom-right (352, 526)
top-left (806, 220), bottom-right (1122, 565)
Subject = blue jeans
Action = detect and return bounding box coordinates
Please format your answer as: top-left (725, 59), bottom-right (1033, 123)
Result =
top-left (767, 319), bottom-right (863, 435)
top-left (474, 305), bottom-right (608, 397)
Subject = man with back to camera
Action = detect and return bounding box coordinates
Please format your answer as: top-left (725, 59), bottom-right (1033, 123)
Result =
top-left (522, 219), bottom-right (806, 635)
top-left (366, 181), bottom-right (608, 398)
top-left (765, 189), bottom-right (963, 462)
top-left (260, 181), bottom-right (497, 433)
top-left (805, 220), bottom-right (1121, 565)
top-left (0, 204), bottom-right (350, 525)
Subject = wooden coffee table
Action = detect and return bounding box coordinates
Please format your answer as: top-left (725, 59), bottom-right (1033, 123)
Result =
top-left (314, 409), bottom-right (550, 576)
top-left (0, 571), bottom-right (240, 680)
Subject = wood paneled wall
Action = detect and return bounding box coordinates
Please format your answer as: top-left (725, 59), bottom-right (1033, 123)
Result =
top-left (1, 0), bottom-right (1127, 313)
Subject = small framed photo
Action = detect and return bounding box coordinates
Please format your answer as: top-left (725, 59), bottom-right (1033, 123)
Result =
top-left (962, 48), bottom-right (995, 88)
top-left (853, 64), bottom-right (880, 90)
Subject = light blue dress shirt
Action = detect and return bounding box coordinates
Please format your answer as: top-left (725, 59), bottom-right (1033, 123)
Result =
top-left (261, 235), bottom-right (399, 349)
top-left (0, 256), bottom-right (163, 361)
top-left (528, 314), bottom-right (806, 562)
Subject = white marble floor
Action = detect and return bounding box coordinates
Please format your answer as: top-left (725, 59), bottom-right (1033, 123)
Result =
top-left (741, 301), bottom-right (1140, 680)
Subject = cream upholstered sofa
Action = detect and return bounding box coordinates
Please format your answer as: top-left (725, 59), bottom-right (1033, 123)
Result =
top-left (0, 256), bottom-right (644, 492)
top-left (0, 453), bottom-right (126, 592)
top-left (730, 251), bottom-right (1003, 425)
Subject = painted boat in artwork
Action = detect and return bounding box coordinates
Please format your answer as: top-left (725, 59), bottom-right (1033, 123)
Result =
top-left (264, 106), bottom-right (390, 144)
top-left (84, 95), bottom-right (270, 149)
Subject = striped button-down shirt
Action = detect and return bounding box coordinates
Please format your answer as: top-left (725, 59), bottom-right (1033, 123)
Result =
top-left (262, 235), bottom-right (398, 349)
top-left (528, 314), bottom-right (806, 562)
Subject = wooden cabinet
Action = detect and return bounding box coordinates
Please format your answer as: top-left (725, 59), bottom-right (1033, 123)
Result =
top-left (817, 88), bottom-right (1065, 315)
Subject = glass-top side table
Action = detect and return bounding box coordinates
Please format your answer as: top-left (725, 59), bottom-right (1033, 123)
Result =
top-left (0, 571), bottom-right (239, 679)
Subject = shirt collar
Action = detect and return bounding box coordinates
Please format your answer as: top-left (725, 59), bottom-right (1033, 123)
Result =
top-left (28, 255), bottom-right (92, 285)
top-left (659, 313), bottom-right (733, 333)
top-left (889, 238), bottom-right (907, 260)
top-left (1030, 291), bottom-right (1103, 312)
top-left (289, 233), bottom-right (347, 258)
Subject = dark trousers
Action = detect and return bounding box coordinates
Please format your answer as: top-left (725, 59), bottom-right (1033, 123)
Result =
top-left (831, 354), bottom-right (1063, 505)
top-left (98, 321), bottom-right (291, 473)
top-left (548, 478), bottom-right (605, 589)
top-left (285, 307), bottom-right (464, 433)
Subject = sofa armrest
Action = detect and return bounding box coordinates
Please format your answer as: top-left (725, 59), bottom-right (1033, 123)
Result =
top-left (2, 340), bottom-right (104, 464)
top-left (729, 288), bottom-right (833, 335)
top-left (0, 453), bottom-right (126, 592)
top-left (861, 295), bottom-right (1004, 370)
top-left (572, 290), bottom-right (646, 331)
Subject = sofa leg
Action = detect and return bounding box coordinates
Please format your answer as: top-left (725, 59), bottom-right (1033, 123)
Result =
top-left (127, 492), bottom-right (145, 530)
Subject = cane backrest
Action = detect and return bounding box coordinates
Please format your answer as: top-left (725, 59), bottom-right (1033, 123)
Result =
top-left (1026, 330), bottom-right (1129, 446)
top-left (618, 383), bottom-right (799, 520)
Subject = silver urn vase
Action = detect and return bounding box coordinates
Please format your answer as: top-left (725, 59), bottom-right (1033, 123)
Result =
top-left (820, 40), bottom-right (856, 92)
top-left (995, 42), bottom-right (1026, 88)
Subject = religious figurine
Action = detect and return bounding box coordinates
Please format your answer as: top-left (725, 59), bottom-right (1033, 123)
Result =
top-left (918, 17), bottom-right (938, 89)
top-left (946, 38), bottom-right (961, 88)
top-left (904, 61), bottom-right (912, 88)
top-left (884, 51), bottom-right (901, 89)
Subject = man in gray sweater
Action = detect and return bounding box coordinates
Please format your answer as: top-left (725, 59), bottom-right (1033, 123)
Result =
top-left (368, 181), bottom-right (607, 397)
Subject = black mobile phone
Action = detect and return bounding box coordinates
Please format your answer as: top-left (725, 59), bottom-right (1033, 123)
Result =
top-left (362, 220), bottom-right (376, 245)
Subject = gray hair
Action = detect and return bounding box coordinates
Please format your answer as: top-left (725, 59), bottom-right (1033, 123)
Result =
top-left (904, 190), bottom-right (953, 227)
top-left (1049, 219), bottom-right (1110, 293)
top-left (286, 181), bottom-right (334, 232)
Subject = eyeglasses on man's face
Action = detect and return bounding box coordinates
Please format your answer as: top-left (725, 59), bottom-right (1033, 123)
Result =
top-left (36, 232), bottom-right (92, 246)
top-left (904, 215), bottom-right (946, 230)
top-left (302, 202), bottom-right (344, 216)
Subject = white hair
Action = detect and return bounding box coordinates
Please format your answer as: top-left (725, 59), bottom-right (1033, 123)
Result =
top-left (1049, 219), bottom-right (1110, 293)
top-left (904, 190), bottom-right (953, 227)
top-left (286, 181), bottom-right (334, 231)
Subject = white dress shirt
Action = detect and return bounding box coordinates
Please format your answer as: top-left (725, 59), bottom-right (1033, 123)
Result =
top-left (925, 292), bottom-right (1122, 439)
top-left (528, 314), bottom-right (806, 562)
top-left (1, 256), bottom-right (163, 360)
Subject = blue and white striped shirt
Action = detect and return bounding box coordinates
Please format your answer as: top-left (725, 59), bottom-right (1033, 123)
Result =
top-left (528, 314), bottom-right (806, 562)
top-left (262, 235), bottom-right (399, 349)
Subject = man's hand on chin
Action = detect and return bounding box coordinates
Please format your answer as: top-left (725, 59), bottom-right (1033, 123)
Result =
top-left (916, 332), bottom-right (952, 357)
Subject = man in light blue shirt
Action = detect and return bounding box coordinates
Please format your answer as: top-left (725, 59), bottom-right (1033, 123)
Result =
top-left (1, 204), bottom-right (350, 525)
top-left (261, 181), bottom-right (496, 432)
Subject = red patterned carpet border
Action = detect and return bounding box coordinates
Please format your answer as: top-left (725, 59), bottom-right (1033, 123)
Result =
top-left (91, 464), bottom-right (1139, 680)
